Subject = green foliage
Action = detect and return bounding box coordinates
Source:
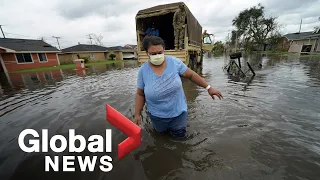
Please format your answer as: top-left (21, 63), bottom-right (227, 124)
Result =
top-left (243, 40), bottom-right (256, 52)
top-left (109, 54), bottom-right (116, 60)
top-left (231, 3), bottom-right (280, 51)
top-left (211, 41), bottom-right (225, 54)
top-left (81, 57), bottom-right (89, 63)
top-left (267, 32), bottom-right (282, 50)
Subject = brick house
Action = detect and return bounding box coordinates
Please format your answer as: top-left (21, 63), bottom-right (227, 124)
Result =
top-left (0, 38), bottom-right (61, 73)
top-left (58, 44), bottom-right (108, 64)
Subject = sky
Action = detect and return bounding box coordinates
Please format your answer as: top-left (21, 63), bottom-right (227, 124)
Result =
top-left (0, 0), bottom-right (319, 49)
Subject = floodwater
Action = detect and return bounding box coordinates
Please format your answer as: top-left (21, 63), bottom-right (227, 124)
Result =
top-left (0, 54), bottom-right (320, 180)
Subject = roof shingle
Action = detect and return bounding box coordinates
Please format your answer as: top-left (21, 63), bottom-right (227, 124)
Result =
top-left (283, 31), bottom-right (318, 40)
top-left (0, 38), bottom-right (60, 52)
top-left (61, 44), bottom-right (107, 53)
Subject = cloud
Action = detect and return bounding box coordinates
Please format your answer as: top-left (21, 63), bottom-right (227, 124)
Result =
top-left (56, 0), bottom-right (138, 19)
top-left (0, 0), bottom-right (319, 48)
top-left (263, 0), bottom-right (318, 15)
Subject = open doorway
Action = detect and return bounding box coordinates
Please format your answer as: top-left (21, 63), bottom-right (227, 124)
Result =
top-left (137, 12), bottom-right (175, 50)
top-left (301, 45), bottom-right (312, 52)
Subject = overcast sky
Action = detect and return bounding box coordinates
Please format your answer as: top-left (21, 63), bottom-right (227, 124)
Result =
top-left (0, 0), bottom-right (319, 49)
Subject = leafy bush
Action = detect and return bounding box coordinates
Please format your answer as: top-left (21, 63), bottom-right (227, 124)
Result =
top-left (211, 41), bottom-right (225, 55)
top-left (82, 57), bottom-right (89, 63)
top-left (109, 54), bottom-right (116, 60)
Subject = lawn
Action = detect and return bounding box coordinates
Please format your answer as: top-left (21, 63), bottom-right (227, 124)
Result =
top-left (254, 50), bottom-right (289, 55)
top-left (252, 51), bottom-right (320, 57)
top-left (259, 51), bottom-right (320, 57)
top-left (12, 60), bottom-right (131, 73)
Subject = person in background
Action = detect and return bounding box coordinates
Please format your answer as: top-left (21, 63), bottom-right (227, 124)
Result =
top-left (133, 36), bottom-right (223, 138)
top-left (173, 4), bottom-right (187, 50)
top-left (145, 23), bottom-right (159, 37)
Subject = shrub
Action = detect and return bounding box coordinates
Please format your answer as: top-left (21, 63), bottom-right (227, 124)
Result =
top-left (82, 57), bottom-right (89, 63)
top-left (109, 54), bottom-right (116, 60)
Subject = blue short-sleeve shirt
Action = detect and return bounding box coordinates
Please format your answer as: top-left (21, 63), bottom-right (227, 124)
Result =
top-left (137, 55), bottom-right (188, 118)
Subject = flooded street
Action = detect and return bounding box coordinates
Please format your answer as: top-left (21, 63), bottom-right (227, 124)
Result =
top-left (1, 54), bottom-right (320, 180)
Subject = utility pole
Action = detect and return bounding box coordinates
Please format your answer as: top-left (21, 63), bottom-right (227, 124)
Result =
top-left (87, 34), bottom-right (93, 44)
top-left (0, 25), bottom-right (6, 38)
top-left (52, 36), bottom-right (61, 50)
top-left (299, 19), bottom-right (302, 33)
top-left (40, 37), bottom-right (46, 42)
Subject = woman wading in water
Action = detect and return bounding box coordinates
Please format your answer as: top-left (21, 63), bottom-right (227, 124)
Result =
top-left (133, 36), bottom-right (223, 138)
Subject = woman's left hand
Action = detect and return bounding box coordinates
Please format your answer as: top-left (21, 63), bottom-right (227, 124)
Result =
top-left (208, 87), bottom-right (223, 100)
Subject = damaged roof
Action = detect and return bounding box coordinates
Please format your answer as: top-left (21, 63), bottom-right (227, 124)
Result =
top-left (283, 31), bottom-right (319, 40)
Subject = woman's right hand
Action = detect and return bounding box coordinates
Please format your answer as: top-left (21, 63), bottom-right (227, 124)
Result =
top-left (133, 115), bottom-right (142, 126)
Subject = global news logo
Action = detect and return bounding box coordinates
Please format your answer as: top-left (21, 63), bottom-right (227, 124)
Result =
top-left (17, 104), bottom-right (141, 172)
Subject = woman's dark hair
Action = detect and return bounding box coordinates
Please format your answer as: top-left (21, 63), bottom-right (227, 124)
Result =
top-left (143, 36), bottom-right (165, 52)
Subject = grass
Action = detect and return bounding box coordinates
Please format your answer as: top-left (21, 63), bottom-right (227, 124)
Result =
top-left (253, 50), bottom-right (288, 55)
top-left (12, 60), bottom-right (129, 73)
top-left (252, 51), bottom-right (320, 57)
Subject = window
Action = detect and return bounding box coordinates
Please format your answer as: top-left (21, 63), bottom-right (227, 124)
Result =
top-left (16, 53), bottom-right (33, 63)
top-left (38, 53), bottom-right (47, 62)
top-left (90, 53), bottom-right (94, 60)
top-left (203, 37), bottom-right (212, 44)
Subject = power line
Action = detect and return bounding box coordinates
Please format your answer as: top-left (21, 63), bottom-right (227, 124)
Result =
top-left (0, 25), bottom-right (6, 38)
top-left (52, 36), bottom-right (61, 50)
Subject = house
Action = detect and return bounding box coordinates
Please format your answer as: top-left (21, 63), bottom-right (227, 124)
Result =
top-left (106, 45), bottom-right (137, 60)
top-left (58, 44), bottom-right (108, 64)
top-left (124, 44), bottom-right (138, 59)
top-left (0, 38), bottom-right (61, 73)
top-left (279, 29), bottom-right (320, 53)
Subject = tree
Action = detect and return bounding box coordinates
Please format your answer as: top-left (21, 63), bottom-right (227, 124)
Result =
top-left (88, 33), bottom-right (104, 46)
top-left (267, 31), bottom-right (282, 50)
top-left (232, 3), bottom-right (279, 51)
top-left (109, 54), bottom-right (116, 60)
top-left (211, 41), bottom-right (225, 54)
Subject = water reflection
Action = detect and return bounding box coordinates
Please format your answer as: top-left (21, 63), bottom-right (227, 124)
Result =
top-left (250, 129), bottom-right (320, 180)
top-left (134, 132), bottom-right (222, 180)
top-left (299, 56), bottom-right (320, 83)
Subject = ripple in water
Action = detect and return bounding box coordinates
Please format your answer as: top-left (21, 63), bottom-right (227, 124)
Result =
top-left (0, 56), bottom-right (320, 180)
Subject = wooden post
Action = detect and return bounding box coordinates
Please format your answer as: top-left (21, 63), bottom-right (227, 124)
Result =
top-left (184, 24), bottom-right (188, 50)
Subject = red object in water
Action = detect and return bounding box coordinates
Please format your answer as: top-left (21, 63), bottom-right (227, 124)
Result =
top-left (106, 104), bottom-right (141, 160)
top-left (74, 59), bottom-right (85, 70)
top-left (76, 69), bottom-right (86, 77)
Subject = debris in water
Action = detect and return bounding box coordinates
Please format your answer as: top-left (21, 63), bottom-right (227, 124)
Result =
top-left (237, 124), bottom-right (249, 127)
